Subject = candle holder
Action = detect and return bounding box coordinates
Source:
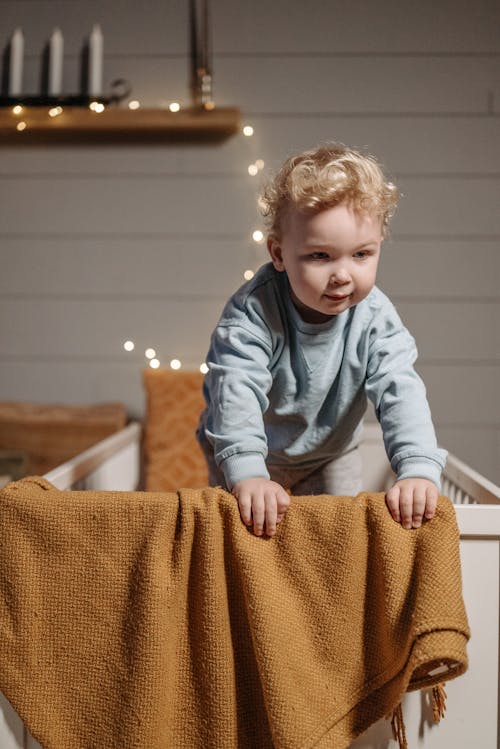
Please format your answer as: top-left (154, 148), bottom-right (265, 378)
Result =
top-left (0, 78), bottom-right (132, 108)
top-left (0, 5), bottom-right (242, 144)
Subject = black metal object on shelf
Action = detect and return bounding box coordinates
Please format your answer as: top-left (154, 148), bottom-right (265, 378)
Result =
top-left (190, 0), bottom-right (213, 108)
top-left (0, 78), bottom-right (131, 108)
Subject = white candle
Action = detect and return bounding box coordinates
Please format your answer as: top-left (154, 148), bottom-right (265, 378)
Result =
top-left (88, 24), bottom-right (103, 97)
top-left (9, 28), bottom-right (24, 96)
top-left (48, 27), bottom-right (64, 96)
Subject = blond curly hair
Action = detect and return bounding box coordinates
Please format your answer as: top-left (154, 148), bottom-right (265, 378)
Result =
top-left (259, 142), bottom-right (399, 240)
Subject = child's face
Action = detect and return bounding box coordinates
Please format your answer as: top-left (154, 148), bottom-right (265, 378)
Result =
top-left (267, 203), bottom-right (383, 323)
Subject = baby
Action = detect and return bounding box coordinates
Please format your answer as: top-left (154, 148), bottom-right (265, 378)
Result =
top-left (197, 142), bottom-right (447, 537)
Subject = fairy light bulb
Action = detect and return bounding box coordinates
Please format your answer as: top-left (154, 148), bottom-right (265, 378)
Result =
top-left (123, 340), bottom-right (135, 352)
top-left (169, 102), bottom-right (180, 112)
top-left (49, 106), bottom-right (63, 117)
top-left (252, 230), bottom-right (264, 243)
top-left (244, 269), bottom-right (254, 280)
top-left (12, 105), bottom-right (23, 115)
top-left (150, 358), bottom-right (160, 369)
top-left (248, 164), bottom-right (258, 176)
top-left (170, 359), bottom-right (181, 370)
top-left (128, 100), bottom-right (140, 110)
top-left (200, 363), bottom-right (209, 374)
top-left (255, 159), bottom-right (265, 170)
top-left (89, 101), bottom-right (105, 113)
top-left (243, 125), bottom-right (254, 136)
top-left (145, 348), bottom-right (156, 359)
top-left (16, 121), bottom-right (27, 131)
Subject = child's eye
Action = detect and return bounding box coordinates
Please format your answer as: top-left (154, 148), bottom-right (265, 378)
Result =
top-left (309, 252), bottom-right (329, 260)
top-left (354, 251), bottom-right (369, 259)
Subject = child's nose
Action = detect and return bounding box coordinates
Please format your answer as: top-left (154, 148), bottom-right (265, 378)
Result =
top-left (330, 266), bottom-right (351, 284)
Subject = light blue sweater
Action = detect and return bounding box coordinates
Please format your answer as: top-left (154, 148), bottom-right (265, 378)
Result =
top-left (198, 262), bottom-right (447, 490)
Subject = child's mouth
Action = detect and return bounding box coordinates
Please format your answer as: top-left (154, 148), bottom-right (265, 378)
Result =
top-left (324, 293), bottom-right (350, 301)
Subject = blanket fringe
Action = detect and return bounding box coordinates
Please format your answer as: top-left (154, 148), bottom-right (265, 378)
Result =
top-left (386, 682), bottom-right (447, 749)
top-left (389, 702), bottom-right (408, 749)
top-left (431, 682), bottom-right (447, 722)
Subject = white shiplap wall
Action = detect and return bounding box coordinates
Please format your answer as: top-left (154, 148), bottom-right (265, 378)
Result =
top-left (0, 0), bottom-right (499, 483)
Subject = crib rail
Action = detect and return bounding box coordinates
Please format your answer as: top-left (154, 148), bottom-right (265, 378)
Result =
top-left (362, 423), bottom-right (500, 505)
top-left (44, 421), bottom-right (142, 491)
top-left (39, 419), bottom-right (500, 505)
top-left (443, 452), bottom-right (500, 505)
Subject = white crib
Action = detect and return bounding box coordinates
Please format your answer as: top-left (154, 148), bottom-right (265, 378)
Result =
top-left (0, 422), bottom-right (499, 749)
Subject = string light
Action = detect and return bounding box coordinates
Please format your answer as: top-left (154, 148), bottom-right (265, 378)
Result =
top-left (119, 125), bottom-right (265, 370)
top-left (89, 101), bottom-right (105, 113)
top-left (122, 340), bottom-right (211, 375)
top-left (248, 159), bottom-right (265, 177)
top-left (128, 100), bottom-right (140, 110)
top-left (12, 105), bottom-right (23, 115)
top-left (48, 106), bottom-right (63, 117)
top-left (169, 102), bottom-right (181, 112)
top-left (16, 121), bottom-right (27, 131)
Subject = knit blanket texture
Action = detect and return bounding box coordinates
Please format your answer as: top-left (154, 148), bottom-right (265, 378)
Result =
top-left (0, 477), bottom-right (470, 749)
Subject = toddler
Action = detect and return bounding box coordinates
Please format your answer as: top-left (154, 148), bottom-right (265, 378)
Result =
top-left (197, 142), bottom-right (447, 537)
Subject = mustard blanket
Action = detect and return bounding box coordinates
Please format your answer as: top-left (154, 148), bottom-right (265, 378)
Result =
top-left (0, 477), bottom-right (470, 749)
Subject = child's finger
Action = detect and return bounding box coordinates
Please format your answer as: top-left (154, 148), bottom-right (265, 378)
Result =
top-left (398, 487), bottom-right (414, 529)
top-left (235, 491), bottom-right (253, 525)
top-left (277, 488), bottom-right (291, 513)
top-left (424, 486), bottom-right (438, 520)
top-left (385, 486), bottom-right (401, 522)
top-left (411, 487), bottom-right (427, 528)
top-left (264, 494), bottom-right (278, 537)
top-left (251, 495), bottom-right (265, 536)
top-left (276, 489), bottom-right (291, 523)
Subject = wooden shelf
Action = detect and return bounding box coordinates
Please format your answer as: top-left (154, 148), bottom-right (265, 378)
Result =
top-left (0, 106), bottom-right (242, 144)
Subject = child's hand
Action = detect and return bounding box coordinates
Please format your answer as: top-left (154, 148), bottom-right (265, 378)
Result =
top-left (231, 477), bottom-right (291, 537)
top-left (385, 478), bottom-right (438, 529)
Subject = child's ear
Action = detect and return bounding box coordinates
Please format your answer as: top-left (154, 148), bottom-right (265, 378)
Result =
top-left (267, 237), bottom-right (285, 271)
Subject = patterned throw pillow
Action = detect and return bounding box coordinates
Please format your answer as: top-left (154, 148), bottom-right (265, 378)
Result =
top-left (142, 369), bottom-right (208, 491)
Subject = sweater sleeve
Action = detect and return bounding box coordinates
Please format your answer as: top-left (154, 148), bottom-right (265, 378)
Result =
top-left (203, 320), bottom-right (274, 489)
top-left (364, 304), bottom-right (447, 489)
